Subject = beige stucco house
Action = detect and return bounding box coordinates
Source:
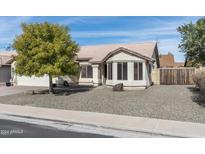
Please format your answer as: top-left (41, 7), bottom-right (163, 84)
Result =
top-left (77, 42), bottom-right (160, 89)
top-left (11, 41), bottom-right (160, 89)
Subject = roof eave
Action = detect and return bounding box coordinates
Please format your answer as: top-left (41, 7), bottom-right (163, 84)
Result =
top-left (77, 57), bottom-right (93, 61)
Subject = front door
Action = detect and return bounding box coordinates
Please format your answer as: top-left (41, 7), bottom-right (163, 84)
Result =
top-left (103, 64), bottom-right (107, 84)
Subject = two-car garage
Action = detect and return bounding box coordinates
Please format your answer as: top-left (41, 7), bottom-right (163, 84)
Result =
top-left (15, 75), bottom-right (50, 87)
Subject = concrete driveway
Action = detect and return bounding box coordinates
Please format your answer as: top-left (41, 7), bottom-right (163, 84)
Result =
top-left (0, 86), bottom-right (44, 96)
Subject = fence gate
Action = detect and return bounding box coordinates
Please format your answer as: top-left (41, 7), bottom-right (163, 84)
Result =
top-left (160, 68), bottom-right (195, 85)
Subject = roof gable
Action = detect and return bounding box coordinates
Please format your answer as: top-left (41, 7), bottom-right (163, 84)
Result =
top-left (106, 50), bottom-right (145, 62)
top-left (103, 47), bottom-right (152, 62)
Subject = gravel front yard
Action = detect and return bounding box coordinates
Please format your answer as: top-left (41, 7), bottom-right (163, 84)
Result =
top-left (0, 85), bottom-right (205, 123)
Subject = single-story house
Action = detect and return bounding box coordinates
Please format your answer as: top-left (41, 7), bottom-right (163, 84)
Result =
top-left (159, 52), bottom-right (184, 68)
top-left (11, 41), bottom-right (160, 89)
top-left (77, 42), bottom-right (160, 89)
top-left (0, 52), bottom-right (16, 84)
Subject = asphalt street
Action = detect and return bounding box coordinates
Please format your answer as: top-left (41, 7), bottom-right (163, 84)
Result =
top-left (0, 119), bottom-right (113, 138)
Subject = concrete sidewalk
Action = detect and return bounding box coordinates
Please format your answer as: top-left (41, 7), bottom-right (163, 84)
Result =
top-left (0, 104), bottom-right (205, 137)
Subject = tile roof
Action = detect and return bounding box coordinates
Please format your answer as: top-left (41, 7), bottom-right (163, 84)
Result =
top-left (77, 42), bottom-right (157, 63)
top-left (0, 42), bottom-right (158, 65)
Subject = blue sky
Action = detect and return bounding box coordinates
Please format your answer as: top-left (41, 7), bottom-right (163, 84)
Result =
top-left (0, 16), bottom-right (202, 62)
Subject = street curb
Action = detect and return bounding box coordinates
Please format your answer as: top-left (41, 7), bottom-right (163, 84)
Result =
top-left (0, 104), bottom-right (205, 137)
top-left (0, 113), bottom-right (178, 138)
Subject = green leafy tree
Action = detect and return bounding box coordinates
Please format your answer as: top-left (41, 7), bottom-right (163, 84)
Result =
top-left (13, 22), bottom-right (79, 94)
top-left (177, 17), bottom-right (205, 67)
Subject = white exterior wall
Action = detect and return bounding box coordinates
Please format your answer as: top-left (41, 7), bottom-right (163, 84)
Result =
top-left (144, 62), bottom-right (151, 86)
top-left (106, 51), bottom-right (151, 88)
top-left (92, 64), bottom-right (101, 86)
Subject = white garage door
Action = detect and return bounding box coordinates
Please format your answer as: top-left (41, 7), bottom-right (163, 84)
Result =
top-left (16, 75), bottom-right (49, 87)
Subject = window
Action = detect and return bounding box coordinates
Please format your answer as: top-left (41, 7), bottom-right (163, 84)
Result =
top-left (107, 63), bottom-right (112, 80)
top-left (81, 66), bottom-right (87, 78)
top-left (117, 62), bottom-right (127, 80)
top-left (134, 62), bottom-right (143, 80)
top-left (81, 65), bottom-right (93, 78)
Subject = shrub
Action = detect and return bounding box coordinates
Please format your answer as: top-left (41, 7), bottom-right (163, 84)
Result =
top-left (192, 71), bottom-right (205, 95)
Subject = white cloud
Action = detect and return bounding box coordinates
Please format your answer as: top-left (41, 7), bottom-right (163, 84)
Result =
top-left (0, 16), bottom-right (32, 48)
top-left (71, 17), bottom-right (202, 39)
top-left (60, 16), bottom-right (121, 26)
top-left (60, 17), bottom-right (86, 25)
top-left (69, 16), bottom-right (201, 62)
top-left (0, 16), bottom-right (31, 33)
top-left (0, 16), bottom-right (201, 60)
top-left (71, 26), bottom-right (178, 38)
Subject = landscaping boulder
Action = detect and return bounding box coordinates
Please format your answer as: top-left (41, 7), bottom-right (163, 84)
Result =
top-left (113, 83), bottom-right (123, 91)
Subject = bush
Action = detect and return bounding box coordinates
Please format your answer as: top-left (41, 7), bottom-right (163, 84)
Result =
top-left (192, 71), bottom-right (205, 95)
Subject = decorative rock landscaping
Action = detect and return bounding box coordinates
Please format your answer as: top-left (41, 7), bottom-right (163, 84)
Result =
top-left (0, 85), bottom-right (205, 123)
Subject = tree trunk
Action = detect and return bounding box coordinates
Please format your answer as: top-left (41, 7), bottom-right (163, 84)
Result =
top-left (48, 74), bottom-right (54, 94)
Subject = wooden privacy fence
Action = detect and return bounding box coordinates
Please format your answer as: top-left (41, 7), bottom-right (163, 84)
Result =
top-left (159, 68), bottom-right (195, 85)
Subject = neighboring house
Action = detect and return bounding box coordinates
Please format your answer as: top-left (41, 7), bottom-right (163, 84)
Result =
top-left (159, 52), bottom-right (184, 68)
top-left (77, 42), bottom-right (160, 89)
top-left (0, 52), bottom-right (16, 84)
top-left (11, 41), bottom-right (160, 89)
